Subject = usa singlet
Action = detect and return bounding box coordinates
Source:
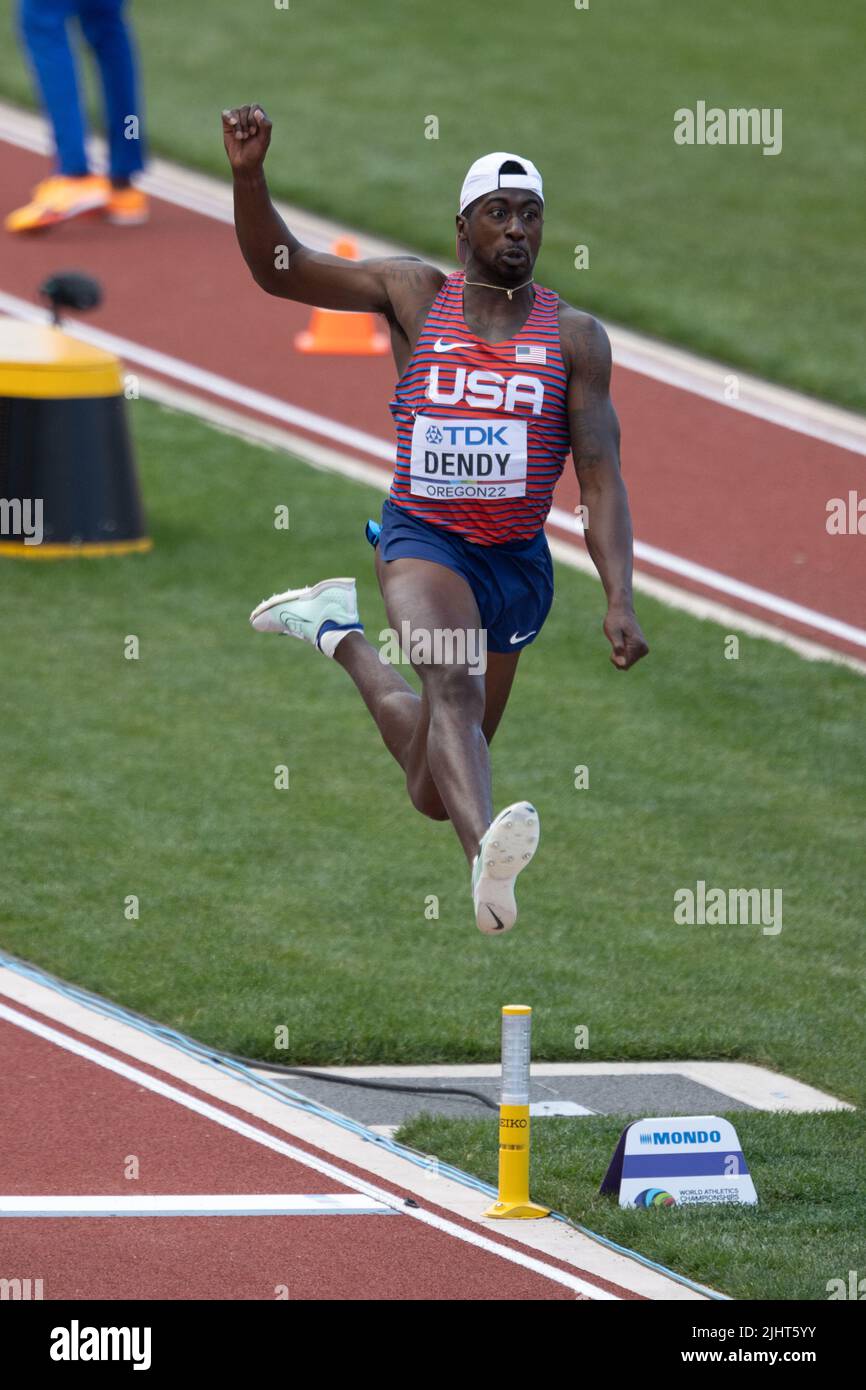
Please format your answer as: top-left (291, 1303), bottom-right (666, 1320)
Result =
top-left (388, 271), bottom-right (571, 545)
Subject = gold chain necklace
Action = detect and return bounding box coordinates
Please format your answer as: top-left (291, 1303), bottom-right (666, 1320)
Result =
top-left (463, 276), bottom-right (534, 302)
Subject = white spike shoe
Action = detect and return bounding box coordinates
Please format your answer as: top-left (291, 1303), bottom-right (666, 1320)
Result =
top-left (249, 577), bottom-right (360, 652)
top-left (472, 801), bottom-right (540, 934)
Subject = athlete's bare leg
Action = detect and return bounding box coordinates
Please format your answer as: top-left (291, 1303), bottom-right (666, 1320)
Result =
top-left (393, 645), bottom-right (518, 820)
top-left (333, 553), bottom-right (519, 861)
top-left (331, 628), bottom-right (421, 768)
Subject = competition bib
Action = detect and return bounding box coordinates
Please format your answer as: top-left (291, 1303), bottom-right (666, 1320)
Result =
top-left (409, 415), bottom-right (527, 501)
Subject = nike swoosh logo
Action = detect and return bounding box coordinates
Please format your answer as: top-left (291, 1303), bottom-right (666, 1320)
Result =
top-left (510, 630), bottom-right (537, 644)
top-left (433, 338), bottom-right (471, 353)
top-left (486, 907), bottom-right (506, 932)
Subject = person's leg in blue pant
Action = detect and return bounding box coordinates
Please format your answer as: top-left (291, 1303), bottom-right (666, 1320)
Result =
top-left (7, 0), bottom-right (115, 229)
top-left (18, 0), bottom-right (89, 177)
top-left (77, 0), bottom-right (146, 188)
top-left (7, 0), bottom-right (146, 229)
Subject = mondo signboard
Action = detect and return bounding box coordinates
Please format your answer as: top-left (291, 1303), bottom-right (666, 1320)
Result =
top-left (599, 1114), bottom-right (758, 1208)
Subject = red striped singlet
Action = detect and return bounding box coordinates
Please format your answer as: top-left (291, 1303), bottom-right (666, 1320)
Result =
top-left (388, 271), bottom-right (571, 545)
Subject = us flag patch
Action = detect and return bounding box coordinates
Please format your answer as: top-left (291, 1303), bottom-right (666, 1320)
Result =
top-left (515, 343), bottom-right (546, 364)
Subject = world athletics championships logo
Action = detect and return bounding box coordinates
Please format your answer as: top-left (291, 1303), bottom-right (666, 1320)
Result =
top-left (633, 1189), bottom-right (677, 1208)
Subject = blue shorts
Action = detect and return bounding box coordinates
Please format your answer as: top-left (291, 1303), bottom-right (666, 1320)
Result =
top-left (374, 500), bottom-right (554, 654)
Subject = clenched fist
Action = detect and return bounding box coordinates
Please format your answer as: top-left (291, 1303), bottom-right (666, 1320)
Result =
top-left (222, 105), bottom-right (272, 173)
top-left (603, 604), bottom-right (649, 671)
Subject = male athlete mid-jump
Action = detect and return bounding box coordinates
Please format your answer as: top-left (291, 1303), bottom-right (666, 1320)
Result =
top-left (223, 105), bottom-right (648, 935)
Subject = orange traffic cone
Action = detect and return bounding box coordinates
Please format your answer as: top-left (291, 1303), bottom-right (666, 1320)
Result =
top-left (295, 237), bottom-right (390, 355)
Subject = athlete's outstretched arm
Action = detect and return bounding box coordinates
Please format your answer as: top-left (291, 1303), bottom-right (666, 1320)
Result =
top-left (563, 309), bottom-right (648, 670)
top-left (222, 104), bottom-right (441, 315)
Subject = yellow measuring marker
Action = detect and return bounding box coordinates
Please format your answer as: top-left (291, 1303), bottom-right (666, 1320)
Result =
top-left (484, 1005), bottom-right (550, 1220)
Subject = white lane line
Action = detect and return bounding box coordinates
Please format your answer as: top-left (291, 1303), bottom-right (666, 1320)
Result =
top-left (0, 102), bottom-right (380, 256)
top-left (608, 324), bottom-right (866, 458)
top-left (0, 967), bottom-right (705, 1299)
top-left (0, 290), bottom-right (389, 462)
top-left (1, 1193), bottom-right (394, 1218)
top-left (548, 505), bottom-right (866, 651)
top-left (1, 286), bottom-right (861, 669)
top-left (0, 1001), bottom-right (620, 1300)
top-left (546, 535), bottom-right (866, 675)
top-left (2, 99), bottom-right (864, 456)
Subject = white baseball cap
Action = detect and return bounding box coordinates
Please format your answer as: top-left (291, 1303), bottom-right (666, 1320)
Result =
top-left (458, 151), bottom-right (544, 215)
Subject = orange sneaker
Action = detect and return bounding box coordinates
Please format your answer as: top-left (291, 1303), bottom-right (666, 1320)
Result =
top-left (106, 186), bottom-right (149, 226)
top-left (5, 174), bottom-right (109, 232)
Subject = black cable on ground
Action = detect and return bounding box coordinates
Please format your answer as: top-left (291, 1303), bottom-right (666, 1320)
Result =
top-left (223, 1053), bottom-right (499, 1112)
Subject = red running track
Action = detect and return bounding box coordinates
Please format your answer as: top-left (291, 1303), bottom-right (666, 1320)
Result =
top-left (0, 1003), bottom-right (639, 1301)
top-left (0, 141), bottom-right (863, 661)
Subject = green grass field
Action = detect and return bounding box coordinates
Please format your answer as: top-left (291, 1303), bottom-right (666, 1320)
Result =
top-left (0, 1), bottom-right (864, 411)
top-left (0, 401), bottom-right (863, 1298)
